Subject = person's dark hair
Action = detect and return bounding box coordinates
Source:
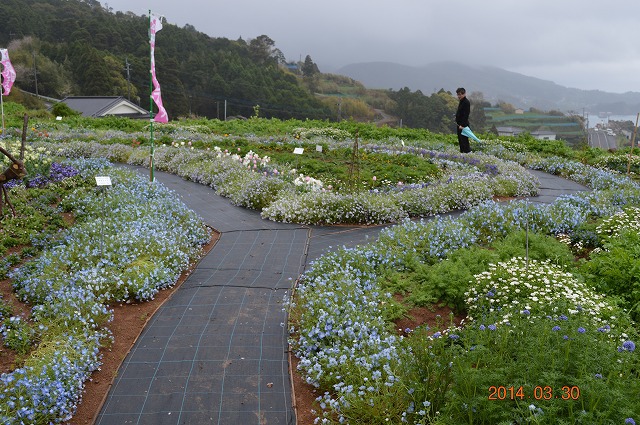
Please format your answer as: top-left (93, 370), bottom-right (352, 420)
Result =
top-left (456, 87), bottom-right (466, 95)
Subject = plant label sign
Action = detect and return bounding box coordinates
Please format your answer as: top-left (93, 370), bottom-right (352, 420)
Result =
top-left (95, 176), bottom-right (112, 186)
top-left (293, 147), bottom-right (304, 155)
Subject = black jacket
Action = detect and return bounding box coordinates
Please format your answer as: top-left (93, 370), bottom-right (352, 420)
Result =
top-left (456, 96), bottom-right (470, 128)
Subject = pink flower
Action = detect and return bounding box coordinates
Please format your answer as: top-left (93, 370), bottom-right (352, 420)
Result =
top-left (372, 176), bottom-right (377, 181)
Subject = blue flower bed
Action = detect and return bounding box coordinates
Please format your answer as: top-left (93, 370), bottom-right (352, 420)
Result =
top-left (291, 154), bottom-right (640, 423)
top-left (1, 159), bottom-right (209, 423)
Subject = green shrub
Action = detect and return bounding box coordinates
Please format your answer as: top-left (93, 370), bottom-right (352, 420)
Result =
top-left (51, 102), bottom-right (81, 117)
top-left (491, 230), bottom-right (576, 269)
top-left (406, 247), bottom-right (500, 311)
top-left (580, 230), bottom-right (640, 320)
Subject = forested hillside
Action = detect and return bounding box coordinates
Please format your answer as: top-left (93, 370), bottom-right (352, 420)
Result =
top-left (0, 0), bottom-right (332, 120)
top-left (0, 0), bottom-right (494, 133)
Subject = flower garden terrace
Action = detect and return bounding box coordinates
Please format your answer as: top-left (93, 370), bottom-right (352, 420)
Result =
top-left (34, 126), bottom-right (547, 226)
top-left (285, 163), bottom-right (640, 423)
top-left (4, 119), bottom-right (640, 424)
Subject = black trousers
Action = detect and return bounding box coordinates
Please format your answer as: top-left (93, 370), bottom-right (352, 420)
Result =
top-left (457, 128), bottom-right (471, 153)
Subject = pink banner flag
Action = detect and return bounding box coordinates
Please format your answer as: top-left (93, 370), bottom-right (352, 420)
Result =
top-left (0, 49), bottom-right (16, 96)
top-left (150, 14), bottom-right (168, 123)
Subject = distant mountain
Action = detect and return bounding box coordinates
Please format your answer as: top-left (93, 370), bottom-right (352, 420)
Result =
top-left (336, 61), bottom-right (640, 114)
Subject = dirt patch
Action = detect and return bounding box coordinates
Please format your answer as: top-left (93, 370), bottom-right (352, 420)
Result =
top-left (290, 354), bottom-right (321, 425)
top-left (395, 304), bottom-right (467, 336)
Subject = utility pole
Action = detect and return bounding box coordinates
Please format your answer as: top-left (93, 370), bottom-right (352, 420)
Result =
top-left (32, 52), bottom-right (38, 96)
top-left (124, 57), bottom-right (132, 100)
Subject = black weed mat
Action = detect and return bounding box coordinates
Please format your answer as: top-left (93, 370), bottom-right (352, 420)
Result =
top-left (96, 167), bottom-right (589, 425)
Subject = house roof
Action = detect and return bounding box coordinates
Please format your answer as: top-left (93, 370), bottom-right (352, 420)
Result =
top-left (59, 96), bottom-right (149, 118)
top-left (531, 130), bottom-right (556, 136)
top-left (496, 126), bottom-right (524, 134)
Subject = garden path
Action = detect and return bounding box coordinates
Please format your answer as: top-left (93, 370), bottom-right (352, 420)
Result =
top-left (94, 168), bottom-right (588, 425)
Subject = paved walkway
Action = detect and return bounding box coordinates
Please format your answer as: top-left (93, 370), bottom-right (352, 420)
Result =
top-left (94, 168), bottom-right (588, 425)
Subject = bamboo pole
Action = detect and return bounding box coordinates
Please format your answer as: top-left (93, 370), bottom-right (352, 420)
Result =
top-left (149, 10), bottom-right (155, 182)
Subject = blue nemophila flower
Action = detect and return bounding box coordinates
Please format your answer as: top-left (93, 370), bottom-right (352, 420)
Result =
top-left (522, 309), bottom-right (530, 316)
top-left (625, 418), bottom-right (636, 425)
top-left (449, 334), bottom-right (460, 340)
top-left (594, 374), bottom-right (603, 379)
top-left (479, 324), bottom-right (486, 331)
top-left (488, 324), bottom-right (497, 331)
top-left (621, 340), bottom-right (636, 352)
top-left (559, 315), bottom-right (568, 321)
top-left (577, 327), bottom-right (586, 334)
top-left (552, 326), bottom-right (561, 331)
top-left (563, 335), bottom-right (570, 340)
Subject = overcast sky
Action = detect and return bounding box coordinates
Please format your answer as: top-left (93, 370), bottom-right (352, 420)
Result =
top-left (102, 0), bottom-right (640, 94)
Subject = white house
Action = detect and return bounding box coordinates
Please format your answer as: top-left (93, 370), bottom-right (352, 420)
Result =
top-left (496, 126), bottom-right (525, 137)
top-left (530, 130), bottom-right (557, 140)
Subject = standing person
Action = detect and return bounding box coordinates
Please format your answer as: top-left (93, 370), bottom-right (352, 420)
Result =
top-left (455, 87), bottom-right (471, 153)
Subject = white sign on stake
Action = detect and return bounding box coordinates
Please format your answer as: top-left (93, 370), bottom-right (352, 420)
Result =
top-left (293, 147), bottom-right (304, 155)
top-left (316, 145), bottom-right (323, 152)
top-left (95, 176), bottom-right (112, 186)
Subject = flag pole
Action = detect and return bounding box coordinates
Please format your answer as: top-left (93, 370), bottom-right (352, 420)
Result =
top-left (1, 90), bottom-right (5, 140)
top-left (148, 10), bottom-right (155, 182)
top-left (1, 63), bottom-right (5, 140)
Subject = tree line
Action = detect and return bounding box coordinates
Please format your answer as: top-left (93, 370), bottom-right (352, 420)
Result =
top-left (0, 0), bottom-right (332, 120)
top-left (0, 0), bottom-right (488, 132)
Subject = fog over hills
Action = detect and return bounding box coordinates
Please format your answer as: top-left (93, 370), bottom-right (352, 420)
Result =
top-left (336, 61), bottom-right (640, 115)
